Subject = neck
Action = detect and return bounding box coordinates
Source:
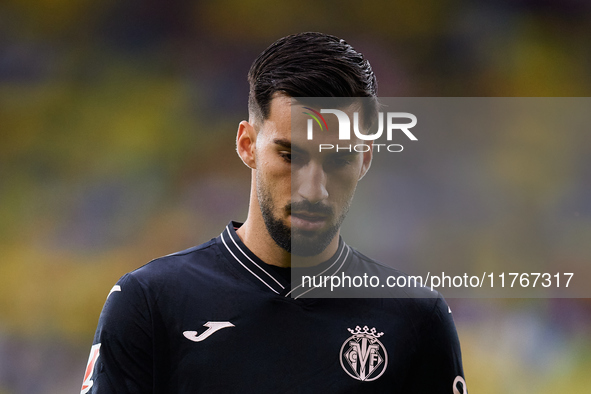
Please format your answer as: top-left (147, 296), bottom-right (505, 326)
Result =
top-left (236, 187), bottom-right (339, 268)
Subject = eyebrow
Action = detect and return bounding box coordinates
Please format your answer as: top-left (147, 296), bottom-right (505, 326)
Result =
top-left (273, 138), bottom-right (360, 157)
top-left (273, 138), bottom-right (291, 148)
top-left (273, 138), bottom-right (307, 154)
top-left (330, 151), bottom-right (359, 157)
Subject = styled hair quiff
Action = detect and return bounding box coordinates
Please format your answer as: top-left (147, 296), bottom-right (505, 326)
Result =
top-left (247, 32), bottom-right (378, 128)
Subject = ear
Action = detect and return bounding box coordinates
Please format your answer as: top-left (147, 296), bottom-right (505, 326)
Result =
top-left (358, 145), bottom-right (373, 181)
top-left (236, 120), bottom-right (257, 169)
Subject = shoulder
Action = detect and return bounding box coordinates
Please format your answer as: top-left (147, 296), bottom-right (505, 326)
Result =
top-left (350, 248), bottom-right (405, 277)
top-left (114, 238), bottom-right (227, 298)
top-left (345, 247), bottom-right (441, 300)
top-left (130, 238), bottom-right (218, 278)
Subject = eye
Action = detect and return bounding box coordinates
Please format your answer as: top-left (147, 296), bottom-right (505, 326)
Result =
top-left (334, 157), bottom-right (352, 166)
top-left (328, 155), bottom-right (354, 168)
top-left (279, 151), bottom-right (291, 163)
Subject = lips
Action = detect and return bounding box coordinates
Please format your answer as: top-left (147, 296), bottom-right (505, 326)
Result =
top-left (291, 212), bottom-right (328, 231)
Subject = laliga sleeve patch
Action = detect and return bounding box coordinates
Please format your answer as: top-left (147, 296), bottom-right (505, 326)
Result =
top-left (81, 343), bottom-right (101, 394)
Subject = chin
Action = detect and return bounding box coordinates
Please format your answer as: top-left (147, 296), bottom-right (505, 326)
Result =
top-left (291, 229), bottom-right (336, 256)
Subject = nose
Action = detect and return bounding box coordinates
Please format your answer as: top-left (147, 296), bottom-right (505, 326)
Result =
top-left (294, 161), bottom-right (328, 204)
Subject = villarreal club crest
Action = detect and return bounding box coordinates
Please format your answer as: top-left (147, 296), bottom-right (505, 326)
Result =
top-left (339, 326), bottom-right (388, 382)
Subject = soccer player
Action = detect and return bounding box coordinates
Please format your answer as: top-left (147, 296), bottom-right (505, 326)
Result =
top-left (81, 32), bottom-right (467, 393)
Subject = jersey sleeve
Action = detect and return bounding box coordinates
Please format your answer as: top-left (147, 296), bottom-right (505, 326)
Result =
top-left (81, 273), bottom-right (154, 393)
top-left (403, 295), bottom-right (467, 394)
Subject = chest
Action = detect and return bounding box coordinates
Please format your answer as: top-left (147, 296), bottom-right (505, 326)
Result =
top-left (153, 293), bottom-right (423, 392)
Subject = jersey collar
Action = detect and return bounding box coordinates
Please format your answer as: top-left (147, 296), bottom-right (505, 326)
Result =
top-left (216, 221), bottom-right (352, 297)
top-left (217, 221), bottom-right (287, 295)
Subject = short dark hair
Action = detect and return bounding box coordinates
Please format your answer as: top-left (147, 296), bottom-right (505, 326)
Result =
top-left (248, 32), bottom-right (378, 128)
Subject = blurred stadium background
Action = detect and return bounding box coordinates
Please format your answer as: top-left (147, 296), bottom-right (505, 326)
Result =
top-left (1, 0), bottom-right (590, 392)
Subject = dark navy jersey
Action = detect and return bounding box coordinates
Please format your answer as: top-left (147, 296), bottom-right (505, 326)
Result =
top-left (82, 222), bottom-right (467, 393)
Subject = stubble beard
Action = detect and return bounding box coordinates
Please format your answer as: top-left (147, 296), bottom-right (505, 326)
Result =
top-left (256, 177), bottom-right (350, 257)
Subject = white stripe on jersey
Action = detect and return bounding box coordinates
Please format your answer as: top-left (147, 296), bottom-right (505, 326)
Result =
top-left (107, 285), bottom-right (121, 299)
top-left (220, 230), bottom-right (280, 294)
top-left (225, 225), bottom-right (285, 289)
top-left (288, 244), bottom-right (350, 299)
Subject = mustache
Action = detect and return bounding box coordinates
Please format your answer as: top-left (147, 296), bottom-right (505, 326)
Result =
top-left (287, 200), bottom-right (333, 216)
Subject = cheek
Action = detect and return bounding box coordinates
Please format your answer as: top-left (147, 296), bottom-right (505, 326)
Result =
top-left (256, 151), bottom-right (289, 179)
top-left (257, 165), bottom-right (291, 202)
top-left (327, 174), bottom-right (359, 201)
top-left (267, 159), bottom-right (291, 184)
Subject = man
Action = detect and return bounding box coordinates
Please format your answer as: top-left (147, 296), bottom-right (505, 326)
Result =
top-left (82, 32), bottom-right (467, 393)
